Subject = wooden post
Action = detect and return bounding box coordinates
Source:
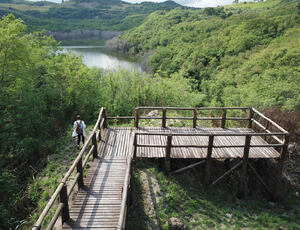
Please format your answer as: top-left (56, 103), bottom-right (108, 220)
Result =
top-left (98, 129), bottom-right (101, 142)
top-left (92, 132), bottom-right (98, 159)
top-left (133, 134), bottom-right (137, 159)
top-left (60, 183), bottom-right (70, 225)
top-left (221, 109), bottom-right (226, 128)
top-left (103, 108), bottom-right (108, 128)
top-left (165, 135), bottom-right (172, 172)
top-left (264, 121), bottom-right (270, 141)
top-left (98, 110), bottom-right (102, 130)
top-left (162, 108), bottom-right (167, 128)
top-left (248, 108), bottom-right (254, 128)
top-left (238, 135), bottom-right (251, 198)
top-left (193, 109), bottom-right (197, 128)
top-left (134, 108), bottom-right (139, 128)
top-left (273, 135), bottom-right (289, 200)
top-left (77, 157), bottom-right (84, 188)
top-left (205, 135), bottom-right (214, 186)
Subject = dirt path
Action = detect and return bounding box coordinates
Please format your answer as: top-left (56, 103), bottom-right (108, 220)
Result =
top-left (139, 169), bottom-right (162, 230)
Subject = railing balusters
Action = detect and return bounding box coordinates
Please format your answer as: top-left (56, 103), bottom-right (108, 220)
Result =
top-left (77, 157), bottom-right (84, 188)
top-left (165, 135), bottom-right (172, 172)
top-left (133, 134), bottom-right (137, 159)
top-left (239, 135), bottom-right (251, 198)
top-left (92, 132), bottom-right (98, 159)
top-left (205, 135), bottom-right (214, 185)
top-left (32, 108), bottom-right (105, 229)
top-left (134, 108), bottom-right (139, 128)
top-left (248, 108), bottom-right (254, 128)
top-left (60, 183), bottom-right (70, 224)
top-left (162, 108), bottom-right (167, 128)
top-left (103, 108), bottom-right (108, 128)
top-left (193, 109), bottom-right (197, 128)
top-left (273, 134), bottom-right (289, 200)
top-left (221, 109), bottom-right (227, 128)
top-left (264, 121), bottom-right (270, 141)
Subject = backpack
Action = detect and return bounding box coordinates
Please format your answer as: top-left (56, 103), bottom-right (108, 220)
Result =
top-left (76, 121), bottom-right (83, 135)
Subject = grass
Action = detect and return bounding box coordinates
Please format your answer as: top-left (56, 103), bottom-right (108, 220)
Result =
top-left (128, 160), bottom-right (300, 230)
top-left (22, 125), bottom-right (94, 229)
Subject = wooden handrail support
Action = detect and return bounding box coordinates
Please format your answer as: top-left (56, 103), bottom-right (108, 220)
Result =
top-left (238, 135), bottom-right (251, 198)
top-left (248, 108), bottom-right (254, 128)
top-left (273, 134), bottom-right (290, 200)
top-left (221, 109), bottom-right (226, 128)
top-left (32, 108), bottom-right (106, 230)
top-left (165, 136), bottom-right (172, 172)
top-left (134, 108), bottom-right (139, 128)
top-left (205, 135), bottom-right (214, 185)
top-left (133, 133), bottom-right (137, 159)
top-left (162, 108), bottom-right (167, 128)
top-left (193, 109), bottom-right (197, 128)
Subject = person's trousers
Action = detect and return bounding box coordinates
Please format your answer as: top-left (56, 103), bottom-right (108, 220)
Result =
top-left (77, 134), bottom-right (85, 146)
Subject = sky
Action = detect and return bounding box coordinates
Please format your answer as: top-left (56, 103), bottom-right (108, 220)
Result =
top-left (27, 0), bottom-right (256, 8)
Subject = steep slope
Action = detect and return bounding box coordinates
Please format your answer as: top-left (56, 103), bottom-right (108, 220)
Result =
top-left (119, 0), bottom-right (300, 110)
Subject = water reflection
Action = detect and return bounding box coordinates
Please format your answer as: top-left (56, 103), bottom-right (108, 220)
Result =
top-left (63, 46), bottom-right (143, 71)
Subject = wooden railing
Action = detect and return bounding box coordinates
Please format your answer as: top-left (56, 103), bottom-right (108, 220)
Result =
top-left (108, 107), bottom-right (253, 128)
top-left (32, 107), bottom-right (107, 230)
top-left (108, 107), bottom-right (288, 141)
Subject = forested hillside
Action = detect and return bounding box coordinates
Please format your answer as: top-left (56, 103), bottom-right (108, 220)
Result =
top-left (0, 14), bottom-right (197, 228)
top-left (120, 0), bottom-right (300, 110)
top-left (0, 0), bottom-right (181, 31)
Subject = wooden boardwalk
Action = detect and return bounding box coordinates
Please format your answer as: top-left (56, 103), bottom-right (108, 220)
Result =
top-left (100, 127), bottom-right (280, 159)
top-left (33, 107), bottom-right (289, 229)
top-left (63, 156), bottom-right (130, 229)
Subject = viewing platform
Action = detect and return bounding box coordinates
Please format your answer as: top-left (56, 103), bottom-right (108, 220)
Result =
top-left (33, 107), bottom-right (289, 229)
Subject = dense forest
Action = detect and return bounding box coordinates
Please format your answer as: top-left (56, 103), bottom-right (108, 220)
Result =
top-left (0, 0), bottom-right (181, 31)
top-left (0, 0), bottom-right (300, 228)
top-left (0, 14), bottom-right (196, 228)
top-left (120, 0), bottom-right (300, 110)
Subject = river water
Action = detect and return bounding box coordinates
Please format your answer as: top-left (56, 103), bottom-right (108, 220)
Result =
top-left (63, 46), bottom-right (143, 71)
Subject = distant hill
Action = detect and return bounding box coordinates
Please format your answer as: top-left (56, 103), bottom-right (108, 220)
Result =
top-left (0, 0), bottom-right (182, 32)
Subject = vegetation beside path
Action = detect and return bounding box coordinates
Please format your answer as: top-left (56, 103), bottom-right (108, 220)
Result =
top-left (127, 160), bottom-right (300, 230)
top-left (0, 14), bottom-right (198, 229)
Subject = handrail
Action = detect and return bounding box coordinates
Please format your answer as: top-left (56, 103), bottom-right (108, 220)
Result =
top-left (107, 107), bottom-right (252, 129)
top-left (133, 107), bottom-right (252, 129)
top-left (136, 106), bottom-right (251, 110)
top-left (252, 108), bottom-right (288, 134)
top-left (32, 107), bottom-right (106, 230)
top-left (134, 132), bottom-right (285, 137)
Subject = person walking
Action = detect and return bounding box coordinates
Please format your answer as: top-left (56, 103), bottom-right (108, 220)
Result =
top-left (72, 115), bottom-right (86, 150)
